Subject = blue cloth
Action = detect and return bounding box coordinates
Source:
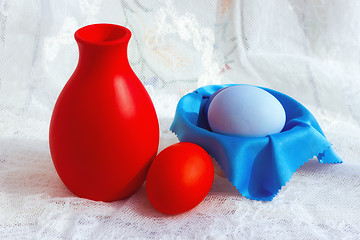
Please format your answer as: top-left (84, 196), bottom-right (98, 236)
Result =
top-left (170, 84), bottom-right (342, 201)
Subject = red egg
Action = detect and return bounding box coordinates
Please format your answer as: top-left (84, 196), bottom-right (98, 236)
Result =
top-left (146, 142), bottom-right (214, 215)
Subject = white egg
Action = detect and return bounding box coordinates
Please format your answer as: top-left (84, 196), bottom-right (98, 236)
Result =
top-left (207, 85), bottom-right (286, 137)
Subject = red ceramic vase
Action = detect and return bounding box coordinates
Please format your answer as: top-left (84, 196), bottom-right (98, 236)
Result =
top-left (49, 24), bottom-right (159, 201)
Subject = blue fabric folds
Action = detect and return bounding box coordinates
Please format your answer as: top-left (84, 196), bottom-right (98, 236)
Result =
top-left (170, 84), bottom-right (342, 201)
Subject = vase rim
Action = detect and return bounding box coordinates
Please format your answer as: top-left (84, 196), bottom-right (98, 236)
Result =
top-left (75, 23), bottom-right (131, 46)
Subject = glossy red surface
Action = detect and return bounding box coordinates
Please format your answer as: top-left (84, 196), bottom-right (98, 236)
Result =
top-left (146, 142), bottom-right (214, 215)
top-left (49, 24), bottom-right (159, 201)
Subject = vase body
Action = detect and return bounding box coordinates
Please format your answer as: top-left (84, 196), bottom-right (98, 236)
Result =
top-left (49, 24), bottom-right (159, 201)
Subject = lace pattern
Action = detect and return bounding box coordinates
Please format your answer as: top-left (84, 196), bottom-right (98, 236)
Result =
top-left (0, 0), bottom-right (360, 239)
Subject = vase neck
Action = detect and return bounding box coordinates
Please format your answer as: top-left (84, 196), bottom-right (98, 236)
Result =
top-left (74, 24), bottom-right (132, 73)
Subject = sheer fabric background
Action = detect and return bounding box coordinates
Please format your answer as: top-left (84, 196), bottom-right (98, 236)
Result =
top-left (1, 0), bottom-right (360, 239)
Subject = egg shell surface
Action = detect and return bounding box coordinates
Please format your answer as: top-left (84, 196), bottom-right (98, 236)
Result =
top-left (203, 87), bottom-right (229, 121)
top-left (207, 85), bottom-right (286, 137)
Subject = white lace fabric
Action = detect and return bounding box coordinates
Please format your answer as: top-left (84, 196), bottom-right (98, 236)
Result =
top-left (1, 0), bottom-right (360, 239)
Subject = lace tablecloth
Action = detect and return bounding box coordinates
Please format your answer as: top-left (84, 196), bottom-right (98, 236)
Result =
top-left (1, 0), bottom-right (360, 239)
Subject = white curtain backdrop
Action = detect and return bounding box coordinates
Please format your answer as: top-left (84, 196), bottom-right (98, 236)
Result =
top-left (1, 0), bottom-right (360, 239)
